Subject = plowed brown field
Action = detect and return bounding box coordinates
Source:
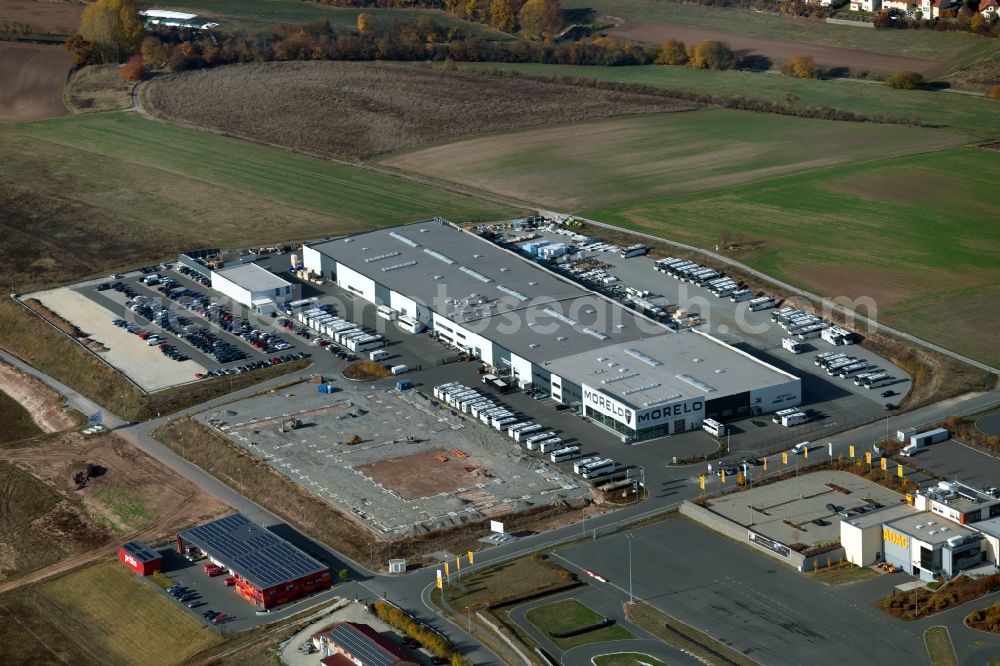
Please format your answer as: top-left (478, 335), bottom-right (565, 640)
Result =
top-left (0, 43), bottom-right (71, 123)
top-left (0, 0), bottom-right (83, 34)
top-left (609, 20), bottom-right (948, 76)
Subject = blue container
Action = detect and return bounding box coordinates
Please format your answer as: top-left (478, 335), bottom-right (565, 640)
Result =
top-left (396, 380), bottom-right (413, 391)
top-left (318, 384), bottom-right (336, 394)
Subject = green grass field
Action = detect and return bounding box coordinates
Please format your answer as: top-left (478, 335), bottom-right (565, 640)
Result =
top-left (588, 146), bottom-right (1000, 366)
top-left (0, 391), bottom-right (41, 445)
top-left (11, 113), bottom-right (518, 237)
top-left (152, 0), bottom-right (506, 36)
top-left (453, 63), bottom-right (1000, 140)
top-left (383, 108), bottom-right (969, 210)
top-left (525, 599), bottom-right (635, 650)
top-left (566, 0), bottom-right (998, 65)
top-left (0, 560), bottom-right (222, 664)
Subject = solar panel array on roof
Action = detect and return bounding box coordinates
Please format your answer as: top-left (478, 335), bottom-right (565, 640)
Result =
top-left (327, 623), bottom-right (404, 666)
top-left (179, 514), bottom-right (327, 590)
top-left (121, 541), bottom-right (160, 562)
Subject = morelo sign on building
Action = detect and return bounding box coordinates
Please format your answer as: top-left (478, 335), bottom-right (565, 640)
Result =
top-left (304, 220), bottom-right (800, 442)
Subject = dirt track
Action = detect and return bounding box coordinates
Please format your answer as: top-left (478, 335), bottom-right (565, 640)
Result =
top-left (0, 433), bottom-right (229, 593)
top-left (0, 42), bottom-right (71, 123)
top-left (0, 360), bottom-right (76, 432)
top-left (609, 20), bottom-right (949, 76)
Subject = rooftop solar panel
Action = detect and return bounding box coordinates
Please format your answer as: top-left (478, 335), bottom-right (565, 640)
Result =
top-left (327, 623), bottom-right (403, 666)
top-left (179, 514), bottom-right (328, 589)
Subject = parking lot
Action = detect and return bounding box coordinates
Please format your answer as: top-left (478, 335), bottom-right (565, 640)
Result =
top-left (197, 383), bottom-right (587, 538)
top-left (705, 469), bottom-right (905, 548)
top-left (557, 517), bottom-right (922, 666)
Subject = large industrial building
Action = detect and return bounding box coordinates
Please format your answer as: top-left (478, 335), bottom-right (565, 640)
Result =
top-left (303, 219), bottom-right (801, 442)
top-left (841, 481), bottom-right (1000, 581)
top-left (176, 513), bottom-right (331, 609)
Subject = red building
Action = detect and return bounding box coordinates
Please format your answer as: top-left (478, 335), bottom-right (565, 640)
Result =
top-left (118, 541), bottom-right (162, 576)
top-left (176, 513), bottom-right (331, 610)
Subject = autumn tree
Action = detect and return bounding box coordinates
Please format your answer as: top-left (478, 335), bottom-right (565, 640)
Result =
top-left (77, 0), bottom-right (144, 63)
top-left (688, 40), bottom-right (735, 70)
top-left (518, 0), bottom-right (562, 41)
top-left (885, 70), bottom-right (924, 89)
top-left (120, 53), bottom-right (144, 81)
top-left (356, 12), bottom-right (369, 32)
top-left (490, 0), bottom-right (518, 32)
top-left (988, 84), bottom-right (1000, 101)
top-left (781, 53), bottom-right (818, 79)
top-left (655, 37), bottom-right (688, 65)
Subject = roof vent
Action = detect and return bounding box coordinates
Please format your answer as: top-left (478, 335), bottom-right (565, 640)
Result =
top-left (556, 336), bottom-right (567, 341)
top-left (693, 358), bottom-right (704, 363)
top-left (714, 369), bottom-right (726, 374)
top-left (529, 343), bottom-right (539, 348)
top-left (529, 281), bottom-right (539, 286)
top-left (500, 267), bottom-right (510, 272)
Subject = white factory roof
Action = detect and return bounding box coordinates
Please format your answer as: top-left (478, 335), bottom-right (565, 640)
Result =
top-left (844, 504), bottom-right (917, 530)
top-left (545, 329), bottom-right (796, 407)
top-left (887, 512), bottom-right (978, 546)
top-left (311, 220), bottom-right (798, 398)
top-left (214, 263), bottom-right (291, 292)
top-left (140, 9), bottom-right (198, 20)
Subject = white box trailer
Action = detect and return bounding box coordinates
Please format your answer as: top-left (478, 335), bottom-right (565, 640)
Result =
top-left (493, 416), bottom-right (517, 430)
top-left (910, 428), bottom-right (949, 447)
top-left (781, 412), bottom-right (810, 427)
top-left (772, 407), bottom-right (800, 423)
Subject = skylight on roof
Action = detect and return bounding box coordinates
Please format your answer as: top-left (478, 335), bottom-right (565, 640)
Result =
top-left (389, 231), bottom-right (420, 247)
top-left (543, 308), bottom-right (578, 326)
top-left (583, 328), bottom-right (608, 340)
top-left (623, 383), bottom-right (661, 396)
top-left (624, 347), bottom-right (662, 367)
top-left (676, 373), bottom-right (716, 393)
top-left (381, 261), bottom-right (418, 272)
top-left (497, 285), bottom-right (528, 301)
top-left (364, 251), bottom-right (401, 263)
top-left (459, 266), bottom-right (492, 283)
top-left (424, 248), bottom-right (456, 264)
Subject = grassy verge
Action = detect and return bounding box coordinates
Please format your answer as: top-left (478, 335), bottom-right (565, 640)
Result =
top-left (924, 626), bottom-right (959, 666)
top-left (443, 554), bottom-right (576, 610)
top-left (624, 600), bottom-right (760, 666)
top-left (525, 599), bottom-right (634, 650)
top-left (153, 417), bottom-right (577, 567)
top-left (594, 654), bottom-right (668, 666)
top-left (809, 563), bottom-right (879, 586)
top-left (0, 560), bottom-right (222, 665)
top-left (0, 389), bottom-right (42, 445)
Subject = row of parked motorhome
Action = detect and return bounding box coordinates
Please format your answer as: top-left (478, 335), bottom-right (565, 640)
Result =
top-left (295, 306), bottom-right (386, 353)
top-left (433, 382), bottom-right (579, 463)
top-left (653, 257), bottom-right (776, 311)
top-left (814, 351), bottom-right (895, 389)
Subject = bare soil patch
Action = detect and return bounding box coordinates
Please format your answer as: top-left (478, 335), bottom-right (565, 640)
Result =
top-left (0, 359), bottom-right (76, 433)
top-left (780, 260), bottom-right (941, 310)
top-left (144, 61), bottom-right (697, 160)
top-left (0, 0), bottom-right (83, 35)
top-left (609, 20), bottom-right (948, 76)
top-left (0, 431), bottom-right (228, 592)
top-left (0, 42), bottom-right (70, 123)
top-left (65, 64), bottom-right (134, 114)
top-left (356, 448), bottom-right (490, 500)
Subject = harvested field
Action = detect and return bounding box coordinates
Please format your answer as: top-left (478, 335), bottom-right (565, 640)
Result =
top-left (0, 431), bottom-right (227, 591)
top-left (0, 43), bottom-right (70, 123)
top-left (0, 391), bottom-right (40, 445)
top-left (65, 64), bottom-right (135, 114)
top-left (144, 61), bottom-right (698, 160)
top-left (609, 20), bottom-right (947, 76)
top-left (0, 359), bottom-right (76, 435)
top-left (0, 0), bottom-right (82, 35)
top-left (0, 560), bottom-right (223, 665)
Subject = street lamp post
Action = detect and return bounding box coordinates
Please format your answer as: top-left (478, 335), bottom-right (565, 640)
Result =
top-left (466, 606), bottom-right (471, 632)
top-left (627, 533), bottom-right (634, 604)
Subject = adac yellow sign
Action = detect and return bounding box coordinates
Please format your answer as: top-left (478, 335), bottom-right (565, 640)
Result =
top-left (883, 527), bottom-right (909, 550)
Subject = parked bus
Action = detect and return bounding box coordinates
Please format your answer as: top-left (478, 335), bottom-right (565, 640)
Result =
top-left (581, 459), bottom-right (617, 480)
top-left (748, 296), bottom-right (776, 312)
top-left (513, 424), bottom-right (544, 442)
top-left (538, 438), bottom-right (564, 454)
top-left (867, 376), bottom-right (896, 389)
top-left (573, 456), bottom-right (601, 475)
top-left (620, 244), bottom-right (647, 258)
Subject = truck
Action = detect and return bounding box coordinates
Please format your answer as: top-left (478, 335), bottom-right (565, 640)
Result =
top-left (781, 412), bottom-right (810, 427)
top-left (909, 428), bottom-right (949, 447)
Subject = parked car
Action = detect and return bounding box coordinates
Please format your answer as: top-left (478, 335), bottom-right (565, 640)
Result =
top-left (224, 577), bottom-right (236, 587)
top-left (881, 390), bottom-right (895, 398)
top-left (211, 613), bottom-right (228, 625)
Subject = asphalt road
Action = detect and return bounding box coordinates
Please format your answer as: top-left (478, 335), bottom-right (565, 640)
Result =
top-left (6, 337), bottom-right (1000, 664)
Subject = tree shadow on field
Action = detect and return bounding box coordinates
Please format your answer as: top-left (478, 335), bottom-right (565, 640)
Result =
top-left (739, 54), bottom-right (773, 72)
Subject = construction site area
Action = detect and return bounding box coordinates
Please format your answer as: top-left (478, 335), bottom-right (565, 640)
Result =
top-left (197, 380), bottom-right (587, 538)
